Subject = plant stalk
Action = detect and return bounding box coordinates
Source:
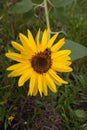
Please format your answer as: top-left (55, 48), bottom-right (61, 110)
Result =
top-left (44, 0), bottom-right (51, 32)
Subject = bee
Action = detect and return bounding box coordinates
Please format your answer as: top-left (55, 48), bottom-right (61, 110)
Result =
top-left (44, 48), bottom-right (51, 56)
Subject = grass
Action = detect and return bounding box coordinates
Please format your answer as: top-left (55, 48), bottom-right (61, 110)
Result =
top-left (0, 0), bottom-right (87, 130)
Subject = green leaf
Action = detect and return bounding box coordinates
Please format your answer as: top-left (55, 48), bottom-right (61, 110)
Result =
top-left (74, 109), bottom-right (86, 119)
top-left (62, 40), bottom-right (87, 61)
top-left (51, 0), bottom-right (74, 7)
top-left (52, 7), bottom-right (66, 20)
top-left (23, 9), bottom-right (34, 23)
top-left (10, 0), bottom-right (33, 14)
top-left (32, 0), bottom-right (43, 4)
top-left (0, 107), bottom-right (5, 121)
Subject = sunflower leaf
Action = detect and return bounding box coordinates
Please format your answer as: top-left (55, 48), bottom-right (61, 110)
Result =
top-left (50, 0), bottom-right (74, 7)
top-left (62, 40), bottom-right (87, 61)
top-left (10, 0), bottom-right (33, 14)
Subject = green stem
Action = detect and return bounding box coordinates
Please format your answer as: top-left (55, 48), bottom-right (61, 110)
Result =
top-left (44, 0), bottom-right (51, 31)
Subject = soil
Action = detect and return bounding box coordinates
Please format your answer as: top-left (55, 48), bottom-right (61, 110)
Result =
top-left (0, 96), bottom-right (66, 130)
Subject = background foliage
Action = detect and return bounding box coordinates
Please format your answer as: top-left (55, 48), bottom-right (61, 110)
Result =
top-left (0, 0), bottom-right (87, 130)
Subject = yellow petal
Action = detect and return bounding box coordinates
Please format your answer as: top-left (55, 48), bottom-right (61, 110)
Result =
top-left (51, 38), bottom-right (65, 52)
top-left (36, 28), bottom-right (40, 46)
top-left (27, 29), bottom-right (37, 50)
top-left (32, 83), bottom-right (38, 96)
top-left (8, 65), bottom-right (31, 77)
top-left (6, 63), bottom-right (30, 71)
top-left (45, 73), bottom-right (57, 93)
top-left (37, 74), bottom-right (43, 97)
top-left (41, 29), bottom-right (49, 51)
top-left (28, 71), bottom-right (36, 96)
top-left (52, 56), bottom-right (71, 62)
top-left (53, 78), bottom-right (62, 86)
top-left (8, 70), bottom-right (22, 77)
top-left (53, 60), bottom-right (72, 66)
top-left (48, 69), bottom-right (62, 86)
top-left (42, 75), bottom-right (48, 96)
top-left (52, 63), bottom-right (73, 72)
top-left (52, 50), bottom-right (71, 59)
top-left (5, 52), bottom-right (25, 62)
top-left (21, 52), bottom-right (33, 59)
top-left (36, 29), bottom-right (42, 52)
top-left (19, 33), bottom-right (35, 52)
top-left (47, 33), bottom-right (59, 48)
top-left (48, 69), bottom-right (68, 85)
top-left (11, 41), bottom-right (24, 52)
top-left (18, 68), bottom-right (33, 87)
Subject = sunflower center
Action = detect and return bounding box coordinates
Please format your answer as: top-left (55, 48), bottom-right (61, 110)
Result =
top-left (31, 48), bottom-right (52, 74)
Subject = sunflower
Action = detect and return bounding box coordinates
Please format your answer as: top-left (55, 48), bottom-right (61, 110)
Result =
top-left (6, 29), bottom-right (72, 96)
